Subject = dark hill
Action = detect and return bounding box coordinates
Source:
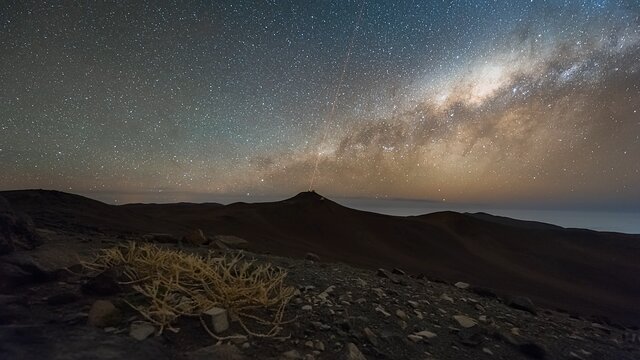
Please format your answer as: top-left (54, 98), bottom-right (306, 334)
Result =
top-left (2, 189), bottom-right (640, 326)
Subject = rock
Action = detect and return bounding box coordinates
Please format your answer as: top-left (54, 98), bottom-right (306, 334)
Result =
top-left (188, 344), bottom-right (244, 360)
top-left (129, 322), bottom-right (155, 341)
top-left (314, 340), bottom-right (325, 351)
top-left (506, 296), bottom-right (537, 315)
top-left (282, 349), bottom-right (302, 359)
top-left (302, 305), bottom-right (313, 311)
top-left (454, 282), bottom-right (470, 289)
top-left (440, 293), bottom-right (454, 303)
top-left (375, 305), bottom-right (390, 317)
top-left (457, 326), bottom-right (485, 346)
top-left (213, 235), bottom-right (249, 247)
top-left (407, 300), bottom-right (419, 308)
top-left (377, 268), bottom-right (392, 278)
top-left (305, 340), bottom-right (315, 348)
top-left (205, 307), bottom-right (229, 333)
top-left (142, 233), bottom-right (179, 243)
top-left (395, 309), bottom-right (408, 320)
top-left (344, 343), bottom-right (367, 360)
top-left (415, 330), bottom-right (437, 339)
top-left (363, 327), bottom-right (379, 346)
top-left (407, 334), bottom-right (423, 342)
top-left (483, 347), bottom-right (494, 355)
top-left (355, 278), bottom-right (367, 287)
top-left (183, 229), bottom-right (207, 246)
top-left (453, 315), bottom-right (478, 328)
top-left (87, 300), bottom-right (121, 328)
top-left (81, 269), bottom-right (123, 296)
top-left (0, 196), bottom-right (43, 254)
top-left (391, 268), bottom-right (406, 276)
top-left (305, 252), bottom-right (320, 262)
top-left (46, 292), bottom-right (80, 306)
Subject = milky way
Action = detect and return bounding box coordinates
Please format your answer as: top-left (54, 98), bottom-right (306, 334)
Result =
top-left (1, 1), bottom-right (639, 207)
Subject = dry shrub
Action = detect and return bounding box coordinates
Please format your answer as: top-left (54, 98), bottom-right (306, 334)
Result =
top-left (81, 242), bottom-right (295, 339)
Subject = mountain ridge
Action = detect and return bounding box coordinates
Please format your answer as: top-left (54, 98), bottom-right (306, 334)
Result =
top-left (2, 188), bottom-right (639, 326)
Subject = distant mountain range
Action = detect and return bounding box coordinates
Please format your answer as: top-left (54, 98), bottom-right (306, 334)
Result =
top-left (2, 189), bottom-right (639, 326)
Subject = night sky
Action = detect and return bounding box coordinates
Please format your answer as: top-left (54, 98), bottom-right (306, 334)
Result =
top-left (1, 0), bottom-right (639, 208)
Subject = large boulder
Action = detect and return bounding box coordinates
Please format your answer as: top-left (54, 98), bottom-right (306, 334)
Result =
top-left (0, 196), bottom-right (43, 254)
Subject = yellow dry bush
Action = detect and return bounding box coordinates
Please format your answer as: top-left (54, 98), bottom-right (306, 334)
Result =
top-left (81, 242), bottom-right (295, 339)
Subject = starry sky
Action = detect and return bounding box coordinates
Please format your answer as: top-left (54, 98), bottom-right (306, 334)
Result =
top-left (1, 0), bottom-right (639, 208)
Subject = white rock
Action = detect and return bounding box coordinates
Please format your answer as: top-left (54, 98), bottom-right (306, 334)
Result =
top-left (129, 322), bottom-right (155, 341)
top-left (395, 309), bottom-right (408, 320)
top-left (407, 334), bottom-right (422, 343)
top-left (414, 330), bottom-right (437, 339)
top-left (205, 307), bottom-right (229, 333)
top-left (453, 315), bottom-right (477, 328)
top-left (282, 349), bottom-right (302, 359)
top-left (375, 305), bottom-right (390, 317)
top-left (440, 293), bottom-right (454, 303)
top-left (483, 347), bottom-right (494, 355)
top-left (345, 343), bottom-right (367, 360)
top-left (454, 282), bottom-right (470, 289)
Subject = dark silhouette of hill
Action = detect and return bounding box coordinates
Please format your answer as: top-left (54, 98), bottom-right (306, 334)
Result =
top-left (2, 189), bottom-right (640, 326)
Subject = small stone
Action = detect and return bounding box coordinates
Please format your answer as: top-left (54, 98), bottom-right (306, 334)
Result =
top-left (482, 347), bottom-right (494, 355)
top-left (415, 330), bottom-right (437, 339)
top-left (395, 309), bottom-right (408, 320)
top-left (455, 282), bottom-right (470, 289)
top-left (87, 300), bottom-right (121, 328)
top-left (303, 355), bottom-right (315, 360)
top-left (478, 315), bottom-right (487, 322)
top-left (302, 305), bottom-right (313, 311)
top-left (355, 278), bottom-right (367, 287)
top-left (305, 340), bottom-right (315, 348)
top-left (511, 327), bottom-right (520, 336)
top-left (392, 268), bottom-right (406, 276)
top-left (314, 340), bottom-right (325, 351)
top-left (282, 350), bottom-right (302, 359)
top-left (241, 342), bottom-right (250, 349)
top-left (453, 315), bottom-right (477, 328)
top-left (363, 327), bottom-right (378, 347)
top-left (129, 322), bottom-right (155, 341)
top-left (407, 334), bottom-right (423, 343)
top-left (407, 300), bottom-right (419, 308)
top-left (377, 268), bottom-right (392, 278)
top-left (345, 343), bottom-right (367, 360)
top-left (375, 305), bottom-right (390, 317)
top-left (440, 293), bottom-right (454, 303)
top-left (205, 307), bottom-right (229, 333)
top-left (372, 288), bottom-right (385, 298)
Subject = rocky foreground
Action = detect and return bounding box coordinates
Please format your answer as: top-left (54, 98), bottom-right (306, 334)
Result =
top-left (1, 227), bottom-right (639, 360)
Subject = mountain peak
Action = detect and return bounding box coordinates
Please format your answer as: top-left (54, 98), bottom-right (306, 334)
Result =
top-left (287, 191), bottom-right (326, 202)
